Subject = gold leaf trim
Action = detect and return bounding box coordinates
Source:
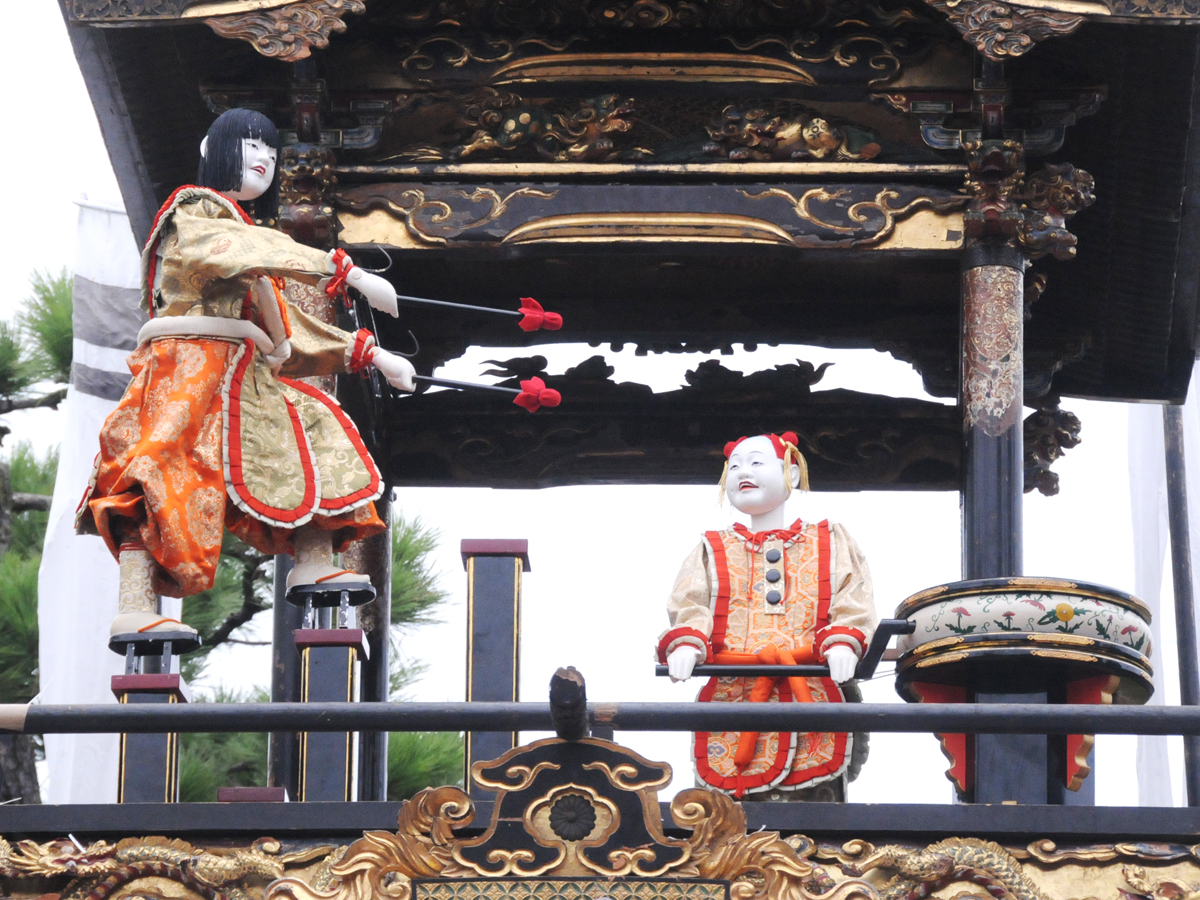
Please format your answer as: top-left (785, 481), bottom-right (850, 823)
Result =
top-left (500, 212), bottom-right (797, 245)
top-left (1030, 648), bottom-right (1097, 662)
top-left (915, 651), bottom-right (970, 667)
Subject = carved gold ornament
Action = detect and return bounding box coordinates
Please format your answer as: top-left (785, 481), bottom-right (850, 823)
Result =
top-left (922, 0), bottom-right (1085, 59)
top-left (205, 0), bottom-right (365, 61)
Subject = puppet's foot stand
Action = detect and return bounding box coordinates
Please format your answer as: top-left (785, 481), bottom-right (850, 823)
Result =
top-left (109, 546), bottom-right (200, 664)
top-left (285, 527), bottom-right (375, 627)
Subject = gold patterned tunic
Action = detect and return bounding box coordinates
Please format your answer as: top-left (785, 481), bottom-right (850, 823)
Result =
top-left (76, 186), bottom-right (384, 597)
top-left (657, 519), bottom-right (876, 796)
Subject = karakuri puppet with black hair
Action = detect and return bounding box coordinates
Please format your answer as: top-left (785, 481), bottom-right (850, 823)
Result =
top-left (77, 108), bottom-right (418, 640)
top-left (657, 433), bottom-right (877, 800)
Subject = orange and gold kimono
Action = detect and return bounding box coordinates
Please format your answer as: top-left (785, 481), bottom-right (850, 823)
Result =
top-left (76, 186), bottom-right (385, 597)
top-left (657, 519), bottom-right (876, 796)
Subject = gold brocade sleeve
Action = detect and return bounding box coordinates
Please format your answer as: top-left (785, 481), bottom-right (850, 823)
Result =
top-left (828, 523), bottom-right (878, 649)
top-left (278, 304), bottom-right (362, 378)
top-left (171, 199), bottom-right (331, 285)
top-left (660, 541), bottom-right (716, 647)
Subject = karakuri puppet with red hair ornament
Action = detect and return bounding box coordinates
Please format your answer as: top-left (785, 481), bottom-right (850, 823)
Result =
top-left (657, 432), bottom-right (877, 800)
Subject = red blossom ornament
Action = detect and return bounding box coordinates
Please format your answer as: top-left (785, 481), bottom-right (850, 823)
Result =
top-left (513, 376), bottom-right (561, 413)
top-left (518, 298), bottom-right (563, 332)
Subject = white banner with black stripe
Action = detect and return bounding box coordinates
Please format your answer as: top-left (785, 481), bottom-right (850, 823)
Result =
top-left (37, 196), bottom-right (147, 804)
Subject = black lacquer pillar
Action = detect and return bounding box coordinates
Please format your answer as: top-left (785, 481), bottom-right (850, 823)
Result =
top-left (112, 674), bottom-right (190, 803)
top-left (461, 539), bottom-right (529, 800)
top-left (295, 628), bottom-right (367, 801)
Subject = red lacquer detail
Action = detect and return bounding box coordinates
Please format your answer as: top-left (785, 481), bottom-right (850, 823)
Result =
top-left (910, 681), bottom-right (971, 792)
top-left (517, 298), bottom-right (563, 332)
top-left (1062, 675), bottom-right (1119, 791)
top-left (513, 376), bottom-right (561, 412)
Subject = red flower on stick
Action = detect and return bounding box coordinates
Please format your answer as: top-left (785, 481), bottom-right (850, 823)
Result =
top-left (518, 298), bottom-right (563, 332)
top-left (513, 376), bottom-right (561, 413)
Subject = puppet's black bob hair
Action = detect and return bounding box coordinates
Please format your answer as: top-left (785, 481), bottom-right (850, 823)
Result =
top-left (198, 108), bottom-right (280, 220)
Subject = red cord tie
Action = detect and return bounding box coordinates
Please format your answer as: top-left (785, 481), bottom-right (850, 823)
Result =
top-left (513, 376), bottom-right (561, 413)
top-left (518, 298), bottom-right (563, 332)
top-left (325, 248), bottom-right (354, 308)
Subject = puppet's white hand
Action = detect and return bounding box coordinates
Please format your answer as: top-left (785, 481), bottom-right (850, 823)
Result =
top-left (667, 645), bottom-right (704, 682)
top-left (371, 348), bottom-right (415, 392)
top-left (825, 644), bottom-right (858, 683)
top-left (348, 269), bottom-right (398, 318)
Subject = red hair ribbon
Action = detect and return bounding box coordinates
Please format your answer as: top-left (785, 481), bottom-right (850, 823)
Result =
top-left (518, 298), bottom-right (563, 332)
top-left (513, 376), bottom-right (561, 413)
top-left (724, 431), bottom-right (799, 459)
top-left (324, 248), bottom-right (354, 307)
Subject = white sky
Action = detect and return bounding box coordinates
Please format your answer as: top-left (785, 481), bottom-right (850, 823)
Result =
top-left (6, 9), bottom-right (1187, 807)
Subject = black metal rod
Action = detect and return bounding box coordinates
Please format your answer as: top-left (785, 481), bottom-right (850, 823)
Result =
top-left (396, 294), bottom-right (521, 317)
top-left (13, 702), bottom-right (1200, 735)
top-left (413, 375), bottom-right (519, 395)
top-left (655, 665), bottom-right (829, 677)
top-left (1165, 403), bottom-right (1200, 805)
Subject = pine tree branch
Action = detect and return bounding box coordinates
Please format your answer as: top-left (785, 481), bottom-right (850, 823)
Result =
top-left (12, 494), bottom-right (50, 512)
top-left (205, 555), bottom-right (269, 649)
top-left (0, 389), bottom-right (68, 414)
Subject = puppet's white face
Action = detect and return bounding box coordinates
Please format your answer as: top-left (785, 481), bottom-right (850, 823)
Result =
top-left (726, 435), bottom-right (796, 517)
top-left (229, 137), bottom-right (277, 201)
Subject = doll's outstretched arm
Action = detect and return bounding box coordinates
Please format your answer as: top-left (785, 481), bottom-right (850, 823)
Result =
top-left (658, 541), bottom-right (716, 681)
top-left (817, 523), bottom-right (878, 680)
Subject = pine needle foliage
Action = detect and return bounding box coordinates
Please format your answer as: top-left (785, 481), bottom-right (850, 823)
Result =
top-left (391, 513), bottom-right (448, 628)
top-left (180, 534), bottom-right (271, 684)
top-left (10, 442), bottom-right (58, 558)
top-left (0, 323), bottom-right (37, 400)
top-left (0, 553), bottom-right (41, 703)
top-left (19, 269), bottom-right (73, 384)
top-left (178, 686), bottom-right (270, 801)
top-left (387, 731), bottom-right (463, 800)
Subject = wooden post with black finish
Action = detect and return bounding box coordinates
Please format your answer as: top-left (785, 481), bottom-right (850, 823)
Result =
top-left (461, 539), bottom-right (529, 800)
top-left (294, 629), bottom-right (368, 801)
top-left (112, 674), bottom-right (190, 803)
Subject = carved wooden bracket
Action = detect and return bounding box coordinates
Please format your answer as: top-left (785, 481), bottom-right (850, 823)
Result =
top-left (922, 0), bottom-right (1085, 60)
top-left (963, 139), bottom-right (1096, 259)
top-left (205, 0), bottom-right (365, 61)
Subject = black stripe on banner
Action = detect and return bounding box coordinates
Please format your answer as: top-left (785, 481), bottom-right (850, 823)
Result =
top-left (71, 363), bottom-right (130, 401)
top-left (73, 275), bottom-right (146, 351)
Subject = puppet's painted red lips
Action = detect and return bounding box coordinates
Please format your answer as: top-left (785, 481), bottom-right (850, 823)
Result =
top-left (251, 165), bottom-right (267, 175)
top-left (738, 481), bottom-right (757, 491)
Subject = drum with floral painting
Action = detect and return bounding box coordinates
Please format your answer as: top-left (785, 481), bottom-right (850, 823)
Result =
top-left (892, 577), bottom-right (1154, 704)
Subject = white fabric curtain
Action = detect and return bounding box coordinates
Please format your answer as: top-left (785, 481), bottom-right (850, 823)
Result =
top-left (1128, 359), bottom-right (1200, 806)
top-left (37, 196), bottom-right (146, 804)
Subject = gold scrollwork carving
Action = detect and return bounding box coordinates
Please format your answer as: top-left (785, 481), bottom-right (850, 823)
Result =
top-left (205, 0), bottom-right (365, 61)
top-left (739, 187), bottom-right (968, 248)
top-left (500, 762), bottom-right (563, 791)
top-left (722, 31), bottom-right (913, 87)
top-left (341, 187), bottom-right (558, 245)
top-left (922, 0), bottom-right (1085, 60)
